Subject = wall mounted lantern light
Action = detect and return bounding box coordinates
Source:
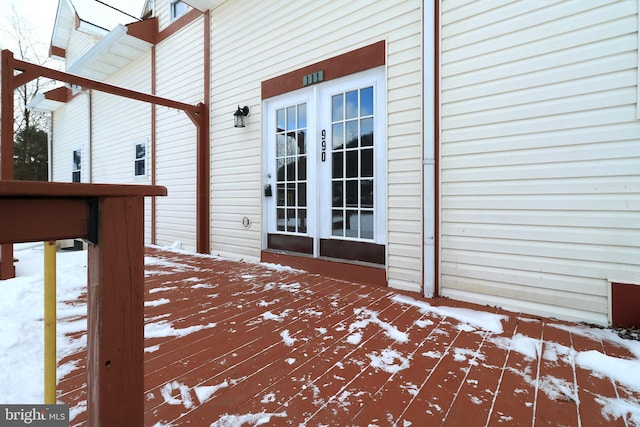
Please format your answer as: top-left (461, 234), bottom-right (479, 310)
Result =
top-left (234, 105), bottom-right (250, 128)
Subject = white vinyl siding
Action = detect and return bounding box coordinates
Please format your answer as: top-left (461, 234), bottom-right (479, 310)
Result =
top-left (91, 54), bottom-right (152, 184)
top-left (65, 29), bottom-right (100, 71)
top-left (440, 0), bottom-right (640, 325)
top-left (210, 1), bottom-right (423, 288)
top-left (88, 51), bottom-right (153, 243)
top-left (154, 17), bottom-right (204, 251)
top-left (51, 96), bottom-right (89, 183)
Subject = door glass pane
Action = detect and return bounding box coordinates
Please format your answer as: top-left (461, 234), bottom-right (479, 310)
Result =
top-left (277, 108), bottom-right (285, 131)
top-left (361, 86), bottom-right (373, 116)
top-left (298, 155), bottom-right (307, 180)
top-left (332, 152), bottom-right (343, 178)
top-left (298, 209), bottom-right (307, 233)
top-left (277, 208), bottom-right (285, 231)
top-left (345, 90), bottom-right (358, 119)
top-left (297, 130), bottom-right (306, 154)
top-left (286, 158), bottom-right (295, 181)
top-left (277, 183), bottom-right (285, 206)
top-left (332, 209), bottom-right (343, 236)
top-left (361, 118), bottom-right (373, 147)
top-left (361, 149), bottom-right (373, 177)
top-left (361, 211), bottom-right (373, 239)
top-left (332, 123), bottom-right (344, 150)
top-left (332, 94), bottom-right (343, 122)
top-left (346, 151), bottom-right (358, 178)
top-left (286, 106), bottom-right (296, 131)
top-left (286, 208), bottom-right (296, 232)
top-left (346, 120), bottom-right (358, 149)
top-left (298, 183), bottom-right (307, 207)
top-left (277, 159), bottom-right (285, 181)
top-left (361, 179), bottom-right (373, 208)
top-left (297, 104), bottom-right (307, 128)
top-left (276, 134), bottom-right (285, 156)
top-left (332, 181), bottom-right (343, 207)
top-left (346, 180), bottom-right (358, 207)
top-left (346, 210), bottom-right (359, 237)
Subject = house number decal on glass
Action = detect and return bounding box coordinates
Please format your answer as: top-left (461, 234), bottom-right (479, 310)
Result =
top-left (321, 129), bottom-right (327, 162)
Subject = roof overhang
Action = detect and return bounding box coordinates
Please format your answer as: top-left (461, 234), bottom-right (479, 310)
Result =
top-left (182, 0), bottom-right (227, 12)
top-left (50, 0), bottom-right (75, 59)
top-left (50, 0), bottom-right (149, 60)
top-left (67, 19), bottom-right (157, 81)
top-left (27, 86), bottom-right (71, 112)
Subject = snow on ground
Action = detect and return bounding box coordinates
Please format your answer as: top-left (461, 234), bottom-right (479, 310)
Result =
top-left (1, 244), bottom-right (640, 425)
top-left (0, 243), bottom-right (87, 404)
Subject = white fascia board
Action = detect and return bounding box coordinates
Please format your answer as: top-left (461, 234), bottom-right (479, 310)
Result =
top-left (27, 93), bottom-right (65, 112)
top-left (182, 0), bottom-right (226, 12)
top-left (76, 19), bottom-right (111, 36)
top-left (67, 24), bottom-right (128, 76)
top-left (50, 0), bottom-right (75, 51)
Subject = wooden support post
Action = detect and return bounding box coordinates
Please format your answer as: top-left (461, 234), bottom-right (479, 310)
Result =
top-left (0, 245), bottom-right (15, 279)
top-left (87, 196), bottom-right (145, 426)
top-left (1, 50), bottom-right (15, 280)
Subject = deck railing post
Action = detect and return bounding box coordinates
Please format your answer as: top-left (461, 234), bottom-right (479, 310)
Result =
top-left (0, 50), bottom-right (16, 280)
top-left (87, 196), bottom-right (145, 426)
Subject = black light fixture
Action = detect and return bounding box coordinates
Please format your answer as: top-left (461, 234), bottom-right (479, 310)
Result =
top-left (234, 105), bottom-right (250, 128)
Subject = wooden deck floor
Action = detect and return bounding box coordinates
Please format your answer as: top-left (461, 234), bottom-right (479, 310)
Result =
top-left (57, 248), bottom-right (639, 426)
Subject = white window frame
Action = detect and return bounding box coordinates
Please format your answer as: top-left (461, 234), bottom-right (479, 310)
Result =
top-left (170, 0), bottom-right (189, 21)
top-left (72, 148), bottom-right (81, 183)
top-left (134, 140), bottom-right (148, 178)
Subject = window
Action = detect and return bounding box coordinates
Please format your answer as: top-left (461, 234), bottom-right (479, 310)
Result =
top-left (134, 141), bottom-right (147, 177)
top-left (331, 86), bottom-right (375, 239)
top-left (275, 103), bottom-right (307, 233)
top-left (170, 0), bottom-right (189, 20)
top-left (72, 149), bottom-right (81, 182)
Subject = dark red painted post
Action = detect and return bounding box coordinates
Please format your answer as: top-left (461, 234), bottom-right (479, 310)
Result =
top-left (0, 50), bottom-right (16, 280)
top-left (87, 196), bottom-right (146, 426)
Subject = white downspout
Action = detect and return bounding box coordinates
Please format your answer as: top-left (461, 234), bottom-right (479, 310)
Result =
top-left (423, 0), bottom-right (436, 297)
top-left (82, 90), bottom-right (92, 183)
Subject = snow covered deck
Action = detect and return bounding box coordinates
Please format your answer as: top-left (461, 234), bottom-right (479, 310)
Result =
top-left (52, 247), bottom-right (640, 426)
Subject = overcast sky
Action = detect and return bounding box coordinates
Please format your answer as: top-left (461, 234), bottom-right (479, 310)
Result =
top-left (0, 0), bottom-right (58, 54)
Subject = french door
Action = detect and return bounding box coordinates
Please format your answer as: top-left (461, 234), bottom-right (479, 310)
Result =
top-left (263, 67), bottom-right (386, 263)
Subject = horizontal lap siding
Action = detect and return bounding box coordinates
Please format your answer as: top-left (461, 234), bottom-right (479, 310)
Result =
top-left (52, 98), bottom-right (89, 183)
top-left (210, 1), bottom-right (423, 284)
top-left (154, 18), bottom-right (204, 251)
top-left (440, 0), bottom-right (640, 325)
top-left (91, 53), bottom-right (152, 242)
top-left (66, 31), bottom-right (99, 70)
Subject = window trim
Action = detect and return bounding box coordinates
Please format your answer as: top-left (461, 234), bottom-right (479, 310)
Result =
top-left (169, 0), bottom-right (189, 21)
top-left (72, 148), bottom-right (81, 183)
top-left (134, 140), bottom-right (148, 178)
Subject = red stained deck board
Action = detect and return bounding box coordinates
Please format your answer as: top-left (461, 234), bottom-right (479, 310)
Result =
top-left (571, 332), bottom-right (627, 426)
top-left (534, 325), bottom-right (580, 426)
top-left (350, 316), bottom-right (460, 425)
top-left (441, 314), bottom-right (519, 426)
top-left (52, 248), bottom-right (640, 427)
top-left (487, 317), bottom-right (543, 425)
